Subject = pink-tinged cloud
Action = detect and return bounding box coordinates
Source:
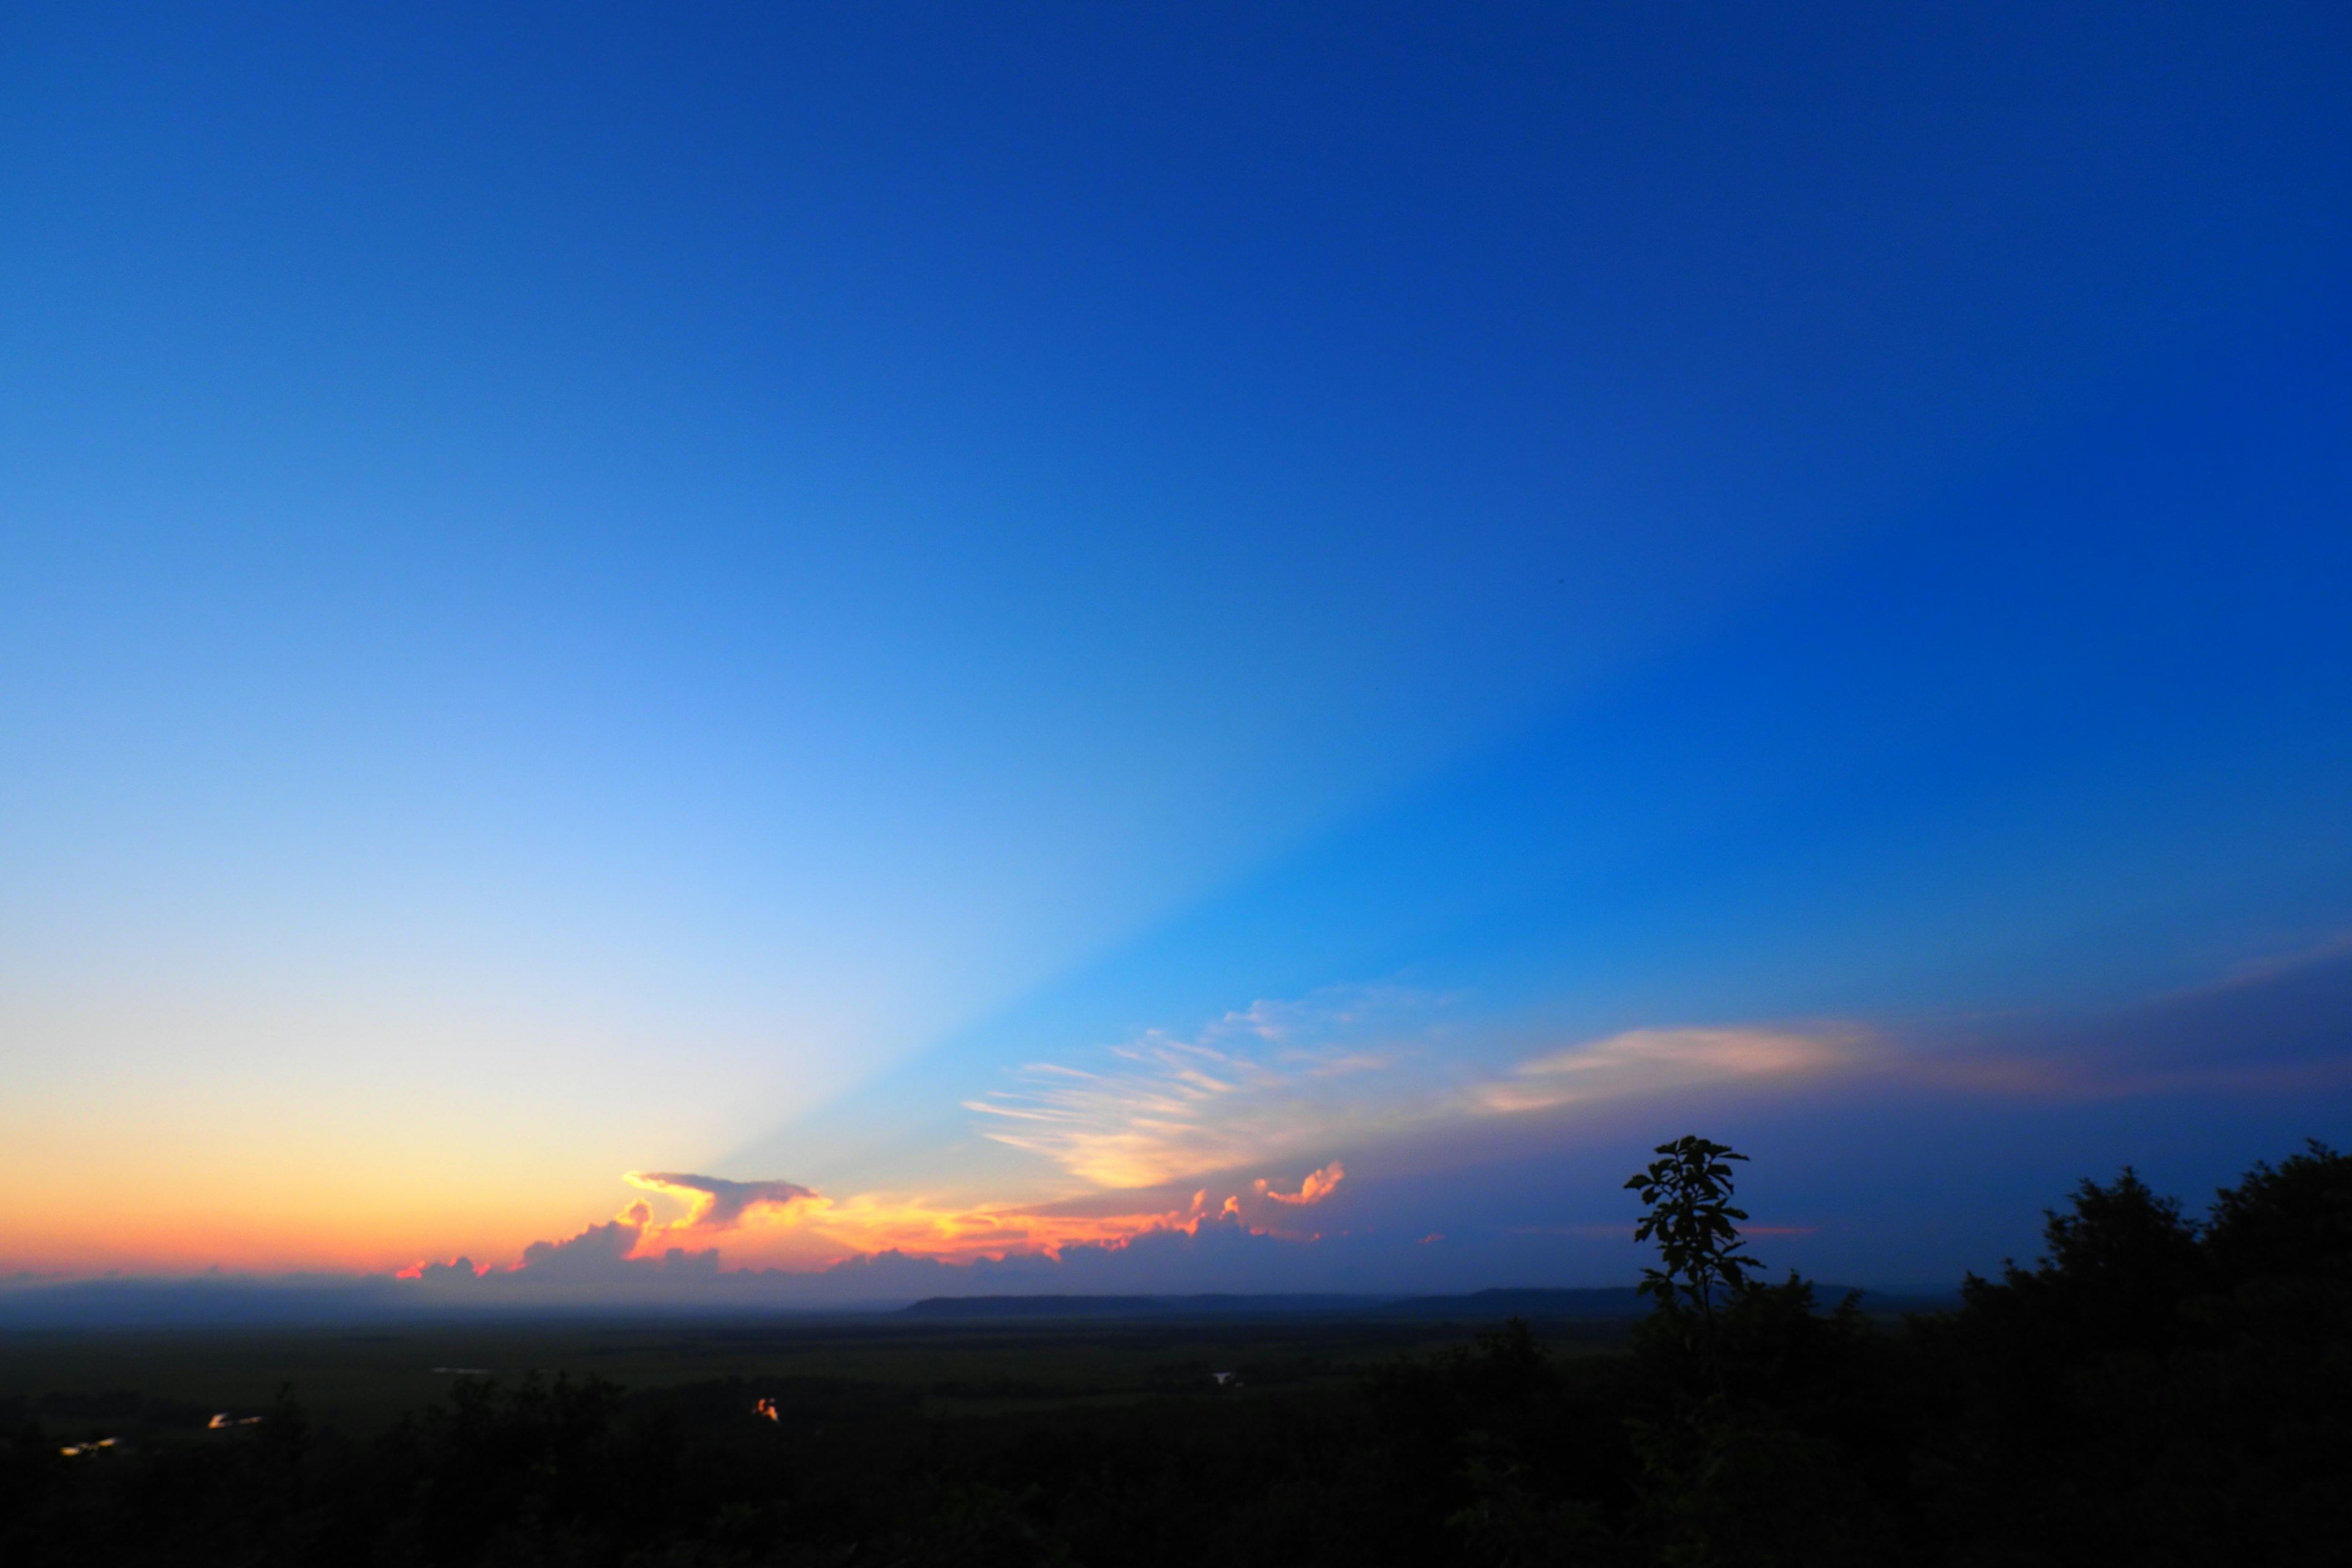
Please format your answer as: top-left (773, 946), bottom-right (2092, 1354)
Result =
top-left (963, 987), bottom-right (1450, 1187)
top-left (1254, 1161), bottom-right (1345, 1205)
top-left (1477, 1026), bottom-right (1861, 1114)
top-left (391, 1172), bottom-right (1356, 1297)
top-left (450, 1169), bottom-right (1375, 1274)
top-left (966, 992), bottom-right (1866, 1201)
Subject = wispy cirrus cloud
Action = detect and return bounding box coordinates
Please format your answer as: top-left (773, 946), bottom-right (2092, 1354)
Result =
top-left (1477, 1027), bottom-right (1863, 1115)
top-left (962, 987), bottom-right (1438, 1188)
top-left (968, 987), bottom-right (1867, 1193)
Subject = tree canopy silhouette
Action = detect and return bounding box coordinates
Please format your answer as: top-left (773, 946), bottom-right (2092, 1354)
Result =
top-left (1624, 1135), bottom-right (1767, 1329)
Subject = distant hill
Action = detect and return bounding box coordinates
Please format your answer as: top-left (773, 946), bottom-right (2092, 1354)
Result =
top-left (1371, 1287), bottom-right (1650, 1318)
top-left (897, 1288), bottom-right (1654, 1321)
top-left (897, 1293), bottom-right (1372, 1319)
top-left (0, 1275), bottom-right (1956, 1330)
top-left (897, 1285), bottom-right (1954, 1321)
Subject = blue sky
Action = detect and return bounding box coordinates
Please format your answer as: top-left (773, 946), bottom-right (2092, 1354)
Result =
top-left (2, 4), bottom-right (2348, 1293)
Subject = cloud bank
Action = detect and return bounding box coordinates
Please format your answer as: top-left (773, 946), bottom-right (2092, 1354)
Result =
top-left (368, 942), bottom-right (2352, 1305)
top-left (383, 1185), bottom-right (1369, 1306)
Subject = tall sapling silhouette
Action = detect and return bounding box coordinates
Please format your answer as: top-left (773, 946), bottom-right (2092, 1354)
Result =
top-left (1625, 1135), bottom-right (1768, 1336)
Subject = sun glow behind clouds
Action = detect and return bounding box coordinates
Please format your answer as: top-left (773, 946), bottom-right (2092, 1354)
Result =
top-left (964, 989), bottom-right (1433, 1188)
top-left (637, 1185), bottom-right (1221, 1265)
top-left (396, 1158), bottom-right (1355, 1282)
top-left (622, 1172), bottom-right (817, 1229)
top-left (522, 1002), bottom-right (1859, 1278)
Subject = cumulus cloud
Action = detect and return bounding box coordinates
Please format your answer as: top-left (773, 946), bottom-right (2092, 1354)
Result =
top-left (516, 1204), bottom-right (652, 1276)
top-left (393, 1167), bottom-right (1370, 1306)
top-left (400, 1200), bottom-right (727, 1292)
top-left (779, 1205), bottom-right (1348, 1297)
top-left (1254, 1162), bottom-right (1346, 1205)
top-left (625, 1172), bottom-right (818, 1231)
top-left (420, 1161), bottom-right (1361, 1287)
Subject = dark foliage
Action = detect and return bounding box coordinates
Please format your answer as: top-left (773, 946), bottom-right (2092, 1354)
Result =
top-left (1624, 1137), bottom-right (1767, 1333)
top-left (3, 1137), bottom-right (2346, 1566)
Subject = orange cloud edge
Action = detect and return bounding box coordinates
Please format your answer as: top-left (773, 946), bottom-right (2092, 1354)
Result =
top-left (397, 1162), bottom-right (1348, 1281)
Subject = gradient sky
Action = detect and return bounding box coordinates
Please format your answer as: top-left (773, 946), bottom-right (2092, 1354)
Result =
top-left (4, 4), bottom-right (2350, 1298)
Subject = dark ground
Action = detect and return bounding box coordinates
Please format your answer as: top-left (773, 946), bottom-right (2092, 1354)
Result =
top-left (0, 1304), bottom-right (1628, 1439)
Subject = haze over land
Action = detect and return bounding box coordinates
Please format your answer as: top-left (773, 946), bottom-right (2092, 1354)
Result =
top-left (4, 4), bottom-right (2350, 1305)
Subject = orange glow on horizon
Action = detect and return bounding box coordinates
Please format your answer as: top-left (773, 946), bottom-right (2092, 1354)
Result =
top-left (368, 1166), bottom-right (1351, 1284)
top-left (625, 1183), bottom-right (1245, 1267)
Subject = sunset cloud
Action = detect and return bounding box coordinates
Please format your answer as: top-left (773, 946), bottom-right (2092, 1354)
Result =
top-left (624, 1172), bottom-right (817, 1231)
top-left (763, 1188), bottom-right (1212, 1262)
top-left (514, 1202), bottom-right (679, 1278)
top-left (391, 1167), bottom-right (1353, 1295)
top-left (1477, 1026), bottom-right (1862, 1115)
top-left (400, 1001), bottom-right (1866, 1291)
top-left (966, 987), bottom-right (1443, 1187)
top-left (1255, 1162), bottom-right (1346, 1205)
top-left (434, 1163), bottom-right (1366, 1273)
top-left (966, 990), bottom-right (1865, 1198)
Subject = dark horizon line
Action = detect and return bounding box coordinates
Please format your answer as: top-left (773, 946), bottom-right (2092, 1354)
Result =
top-left (0, 1278), bottom-right (1963, 1332)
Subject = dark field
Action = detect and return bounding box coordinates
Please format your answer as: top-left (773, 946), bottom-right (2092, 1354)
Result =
top-left (0, 1306), bottom-right (1629, 1440)
top-left (6, 1303), bottom-right (1657, 1567)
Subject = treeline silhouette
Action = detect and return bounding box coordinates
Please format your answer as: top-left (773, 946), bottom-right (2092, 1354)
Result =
top-left (4, 1137), bottom-right (2347, 1566)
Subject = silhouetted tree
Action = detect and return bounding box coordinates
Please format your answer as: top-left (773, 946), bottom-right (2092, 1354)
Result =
top-left (2203, 1137), bottom-right (2352, 1317)
top-left (1957, 1166), bottom-right (2209, 1364)
top-left (1624, 1137), bottom-right (1767, 1339)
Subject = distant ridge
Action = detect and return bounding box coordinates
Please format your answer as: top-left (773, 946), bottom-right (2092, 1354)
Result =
top-left (897, 1288), bottom-right (1652, 1320)
top-left (1371, 1287), bottom-right (1649, 1319)
top-left (896, 1285), bottom-right (1951, 1321)
top-left (0, 1278), bottom-right (1956, 1330)
top-left (897, 1293), bottom-right (1371, 1319)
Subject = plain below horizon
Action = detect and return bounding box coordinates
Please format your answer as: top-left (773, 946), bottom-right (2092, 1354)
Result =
top-left (0, 1280), bottom-right (1962, 1333)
